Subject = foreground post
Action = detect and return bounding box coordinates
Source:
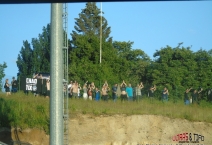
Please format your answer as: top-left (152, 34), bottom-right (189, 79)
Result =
top-left (50, 3), bottom-right (63, 145)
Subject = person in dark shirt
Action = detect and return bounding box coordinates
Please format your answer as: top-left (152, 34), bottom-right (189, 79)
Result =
top-left (120, 80), bottom-right (127, 102)
top-left (11, 77), bottom-right (18, 93)
top-left (5, 79), bottom-right (11, 96)
top-left (149, 85), bottom-right (156, 102)
top-left (112, 83), bottom-right (118, 102)
top-left (192, 88), bottom-right (203, 105)
top-left (162, 87), bottom-right (169, 102)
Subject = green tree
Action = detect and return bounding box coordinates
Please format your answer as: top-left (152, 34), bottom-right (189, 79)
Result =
top-left (113, 41), bottom-right (150, 85)
top-left (16, 40), bottom-right (34, 78)
top-left (69, 33), bottom-right (118, 86)
top-left (148, 45), bottom-right (212, 102)
top-left (147, 44), bottom-right (197, 100)
top-left (69, 2), bottom-right (151, 87)
top-left (17, 24), bottom-right (51, 78)
top-left (194, 49), bottom-right (212, 99)
top-left (71, 2), bottom-right (112, 43)
top-left (31, 24), bottom-right (51, 73)
top-left (0, 62), bottom-right (7, 91)
top-left (207, 49), bottom-right (212, 57)
top-left (69, 2), bottom-right (118, 86)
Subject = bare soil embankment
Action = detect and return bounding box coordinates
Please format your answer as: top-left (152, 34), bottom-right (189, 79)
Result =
top-left (1, 114), bottom-right (212, 145)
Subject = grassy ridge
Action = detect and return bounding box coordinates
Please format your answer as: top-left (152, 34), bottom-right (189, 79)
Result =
top-left (0, 92), bottom-right (50, 133)
top-left (70, 97), bottom-right (212, 122)
top-left (0, 92), bottom-right (212, 134)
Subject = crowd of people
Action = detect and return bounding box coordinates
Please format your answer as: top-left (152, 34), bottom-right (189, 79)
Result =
top-left (33, 73), bottom-right (50, 98)
top-left (184, 87), bottom-right (203, 105)
top-left (3, 75), bottom-right (205, 105)
top-left (67, 80), bottom-right (205, 105)
top-left (68, 80), bottom-right (152, 102)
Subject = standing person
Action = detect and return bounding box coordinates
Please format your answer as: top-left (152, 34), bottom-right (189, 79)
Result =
top-left (112, 83), bottom-right (118, 102)
top-left (40, 74), bottom-right (45, 96)
top-left (139, 82), bottom-right (144, 98)
top-left (36, 74), bottom-right (43, 96)
top-left (46, 78), bottom-right (50, 98)
top-left (103, 80), bottom-right (110, 100)
top-left (126, 84), bottom-right (133, 101)
top-left (78, 84), bottom-right (82, 99)
top-left (192, 88), bottom-right (203, 105)
top-left (149, 85), bottom-right (156, 102)
top-left (83, 82), bottom-right (88, 100)
top-left (11, 77), bottom-right (18, 93)
top-left (135, 84), bottom-right (142, 102)
top-left (101, 84), bottom-right (108, 101)
top-left (207, 88), bottom-right (212, 102)
top-left (4, 79), bottom-right (11, 96)
top-left (33, 73), bottom-right (39, 96)
top-left (106, 84), bottom-right (110, 100)
top-left (95, 87), bottom-right (100, 101)
top-left (91, 82), bottom-right (96, 100)
top-left (120, 80), bottom-right (128, 102)
top-left (87, 87), bottom-right (92, 100)
top-left (63, 79), bottom-right (68, 96)
top-left (197, 87), bottom-right (203, 104)
top-left (116, 84), bottom-right (121, 99)
top-left (184, 87), bottom-right (192, 105)
top-left (162, 87), bottom-right (169, 102)
top-left (71, 81), bottom-right (79, 99)
top-left (68, 81), bottom-right (73, 98)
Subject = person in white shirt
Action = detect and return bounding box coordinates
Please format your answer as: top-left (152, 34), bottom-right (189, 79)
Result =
top-left (78, 84), bottom-right (82, 98)
top-left (68, 81), bottom-right (73, 98)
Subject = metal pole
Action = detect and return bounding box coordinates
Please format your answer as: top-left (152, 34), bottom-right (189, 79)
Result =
top-left (100, 2), bottom-right (102, 64)
top-left (99, 2), bottom-right (102, 96)
top-left (50, 3), bottom-right (63, 145)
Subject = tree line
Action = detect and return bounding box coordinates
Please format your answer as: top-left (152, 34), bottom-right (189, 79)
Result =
top-left (15, 2), bottom-right (212, 102)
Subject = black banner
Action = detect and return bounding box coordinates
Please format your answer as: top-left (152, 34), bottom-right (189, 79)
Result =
top-left (20, 77), bottom-right (47, 94)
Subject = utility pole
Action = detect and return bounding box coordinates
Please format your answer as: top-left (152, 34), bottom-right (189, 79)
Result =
top-left (99, 2), bottom-right (102, 90)
top-left (50, 3), bottom-right (63, 145)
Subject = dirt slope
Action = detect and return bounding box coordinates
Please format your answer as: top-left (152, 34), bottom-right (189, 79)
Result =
top-left (1, 114), bottom-right (211, 145)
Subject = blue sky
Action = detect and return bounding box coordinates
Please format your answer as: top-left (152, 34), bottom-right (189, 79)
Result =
top-left (0, 1), bottom-right (212, 82)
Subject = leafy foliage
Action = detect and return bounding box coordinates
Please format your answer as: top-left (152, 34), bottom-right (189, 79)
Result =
top-left (31, 24), bottom-right (51, 73)
top-left (69, 2), bottom-right (150, 87)
top-left (147, 44), bottom-right (212, 101)
top-left (71, 2), bottom-right (112, 42)
top-left (17, 40), bottom-right (33, 78)
top-left (16, 24), bottom-right (51, 78)
top-left (0, 62), bottom-right (7, 91)
top-left (112, 41), bottom-right (150, 85)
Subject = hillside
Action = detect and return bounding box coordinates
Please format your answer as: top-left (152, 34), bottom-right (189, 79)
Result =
top-left (1, 114), bottom-right (212, 145)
